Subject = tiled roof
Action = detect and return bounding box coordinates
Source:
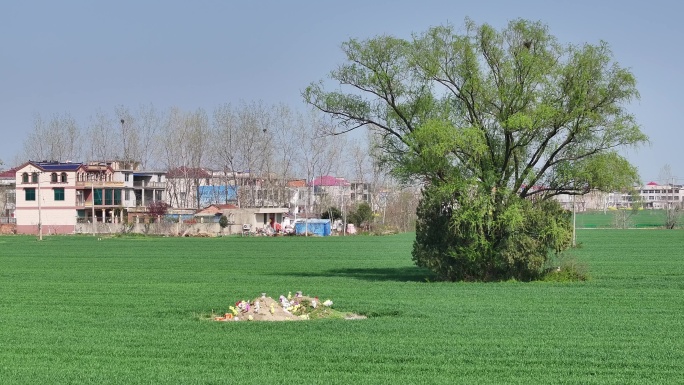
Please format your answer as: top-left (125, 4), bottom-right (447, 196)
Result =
top-left (0, 168), bottom-right (17, 179)
top-left (311, 175), bottom-right (350, 187)
top-left (167, 167), bottom-right (211, 178)
top-left (287, 179), bottom-right (307, 188)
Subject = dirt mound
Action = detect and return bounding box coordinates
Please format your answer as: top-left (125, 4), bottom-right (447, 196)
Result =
top-left (210, 292), bottom-right (365, 322)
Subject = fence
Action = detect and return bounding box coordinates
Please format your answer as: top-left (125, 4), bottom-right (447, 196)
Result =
top-left (74, 221), bottom-right (223, 236)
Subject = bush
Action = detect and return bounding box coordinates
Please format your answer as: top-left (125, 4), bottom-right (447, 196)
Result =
top-left (542, 255), bottom-right (590, 282)
top-left (412, 185), bottom-right (573, 282)
top-left (321, 207), bottom-right (342, 221)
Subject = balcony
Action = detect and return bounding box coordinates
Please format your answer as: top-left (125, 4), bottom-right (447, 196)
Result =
top-left (76, 181), bottom-right (124, 188)
top-left (76, 199), bottom-right (123, 207)
top-left (133, 181), bottom-right (166, 189)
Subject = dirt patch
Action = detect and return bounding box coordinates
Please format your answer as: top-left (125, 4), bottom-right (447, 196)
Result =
top-left (207, 292), bottom-right (365, 322)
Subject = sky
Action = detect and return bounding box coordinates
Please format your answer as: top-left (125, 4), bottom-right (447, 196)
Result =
top-left (1, 0), bottom-right (682, 183)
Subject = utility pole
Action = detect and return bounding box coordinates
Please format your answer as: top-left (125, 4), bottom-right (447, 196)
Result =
top-left (37, 171), bottom-right (42, 241)
top-left (572, 194), bottom-right (576, 247)
top-left (91, 168), bottom-right (96, 236)
top-left (121, 119), bottom-right (126, 162)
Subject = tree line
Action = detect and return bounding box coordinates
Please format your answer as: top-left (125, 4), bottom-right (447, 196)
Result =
top-left (16, 102), bottom-right (419, 231)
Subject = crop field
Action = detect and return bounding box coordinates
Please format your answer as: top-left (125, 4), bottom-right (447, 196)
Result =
top-left (575, 210), bottom-right (669, 228)
top-left (1, 231), bottom-right (683, 384)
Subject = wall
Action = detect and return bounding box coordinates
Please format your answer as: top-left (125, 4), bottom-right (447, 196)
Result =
top-left (0, 223), bottom-right (16, 234)
top-left (74, 221), bottom-right (222, 236)
top-left (16, 224), bottom-right (75, 235)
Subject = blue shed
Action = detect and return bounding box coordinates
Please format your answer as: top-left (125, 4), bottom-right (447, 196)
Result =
top-left (294, 219), bottom-right (331, 236)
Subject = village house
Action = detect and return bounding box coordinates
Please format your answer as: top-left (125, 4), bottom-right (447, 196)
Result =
top-left (14, 160), bottom-right (166, 235)
top-left (193, 203), bottom-right (288, 234)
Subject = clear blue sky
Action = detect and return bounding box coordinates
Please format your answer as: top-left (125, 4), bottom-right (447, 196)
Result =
top-left (2, 0), bottom-right (681, 182)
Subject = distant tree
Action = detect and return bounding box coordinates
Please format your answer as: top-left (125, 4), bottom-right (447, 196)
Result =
top-left (23, 113), bottom-right (81, 162)
top-left (305, 19), bottom-right (647, 281)
top-left (114, 104), bottom-right (164, 168)
top-left (659, 164), bottom-right (681, 229)
top-left (147, 200), bottom-right (170, 218)
top-left (219, 214), bottom-right (229, 230)
top-left (613, 189), bottom-right (642, 229)
top-left (86, 110), bottom-right (118, 162)
top-left (162, 107), bottom-right (209, 209)
top-left (348, 202), bottom-right (374, 230)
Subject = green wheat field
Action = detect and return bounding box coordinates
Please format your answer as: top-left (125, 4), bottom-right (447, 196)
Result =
top-left (1, 230), bottom-right (682, 384)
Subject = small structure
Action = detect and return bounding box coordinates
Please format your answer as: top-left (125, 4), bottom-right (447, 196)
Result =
top-left (295, 219), bottom-right (331, 236)
top-left (242, 223), bottom-right (251, 236)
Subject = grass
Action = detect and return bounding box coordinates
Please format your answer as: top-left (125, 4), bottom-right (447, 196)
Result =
top-left (1, 232), bottom-right (683, 384)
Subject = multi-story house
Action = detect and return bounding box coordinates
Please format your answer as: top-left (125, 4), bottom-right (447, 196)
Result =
top-left (14, 160), bottom-right (166, 234)
top-left (554, 182), bottom-right (684, 211)
top-left (638, 182), bottom-right (682, 209)
top-left (16, 161), bottom-right (85, 234)
top-left (311, 175), bottom-right (351, 215)
top-left (350, 181), bottom-right (372, 205)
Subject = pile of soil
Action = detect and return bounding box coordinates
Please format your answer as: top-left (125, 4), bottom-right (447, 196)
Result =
top-left (211, 292), bottom-right (365, 322)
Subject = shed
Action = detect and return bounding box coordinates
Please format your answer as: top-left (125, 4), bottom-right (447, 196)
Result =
top-left (295, 219), bottom-right (331, 236)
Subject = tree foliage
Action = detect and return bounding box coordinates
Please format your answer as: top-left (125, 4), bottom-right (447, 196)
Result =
top-left (147, 201), bottom-right (170, 218)
top-left (219, 214), bottom-right (229, 229)
top-left (348, 202), bottom-right (374, 229)
top-left (305, 19), bottom-right (647, 281)
top-left (320, 206), bottom-right (342, 221)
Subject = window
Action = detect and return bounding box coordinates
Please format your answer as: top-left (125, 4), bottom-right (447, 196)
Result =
top-left (125, 190), bottom-right (130, 201)
top-left (105, 189), bottom-right (113, 205)
top-left (51, 173), bottom-right (58, 183)
top-left (22, 173), bottom-right (29, 183)
top-left (94, 189), bottom-right (103, 205)
top-left (54, 188), bottom-right (65, 201)
top-left (60, 172), bottom-right (67, 183)
top-left (124, 173), bottom-right (129, 182)
top-left (31, 172), bottom-right (38, 183)
top-left (25, 188), bottom-right (36, 201)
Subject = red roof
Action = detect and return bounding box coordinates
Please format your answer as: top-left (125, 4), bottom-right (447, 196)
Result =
top-left (646, 181), bottom-right (658, 186)
top-left (167, 167), bottom-right (211, 179)
top-left (287, 179), bottom-right (307, 188)
top-left (0, 168), bottom-right (17, 179)
top-left (311, 175), bottom-right (350, 187)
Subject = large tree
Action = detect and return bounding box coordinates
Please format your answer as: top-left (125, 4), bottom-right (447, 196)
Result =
top-left (304, 19), bottom-right (647, 281)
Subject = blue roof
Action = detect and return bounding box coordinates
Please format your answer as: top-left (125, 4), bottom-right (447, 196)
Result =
top-left (34, 162), bottom-right (82, 171)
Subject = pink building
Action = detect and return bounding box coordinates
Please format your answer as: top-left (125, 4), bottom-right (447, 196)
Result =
top-left (14, 161), bottom-right (166, 235)
top-left (15, 161), bottom-right (86, 234)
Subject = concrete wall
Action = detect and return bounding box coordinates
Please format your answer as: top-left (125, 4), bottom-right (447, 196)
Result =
top-left (74, 221), bottom-right (223, 236)
top-left (16, 224), bottom-right (74, 235)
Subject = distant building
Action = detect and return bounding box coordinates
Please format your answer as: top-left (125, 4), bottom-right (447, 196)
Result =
top-left (0, 167), bottom-right (17, 223)
top-left (14, 160), bottom-right (166, 234)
